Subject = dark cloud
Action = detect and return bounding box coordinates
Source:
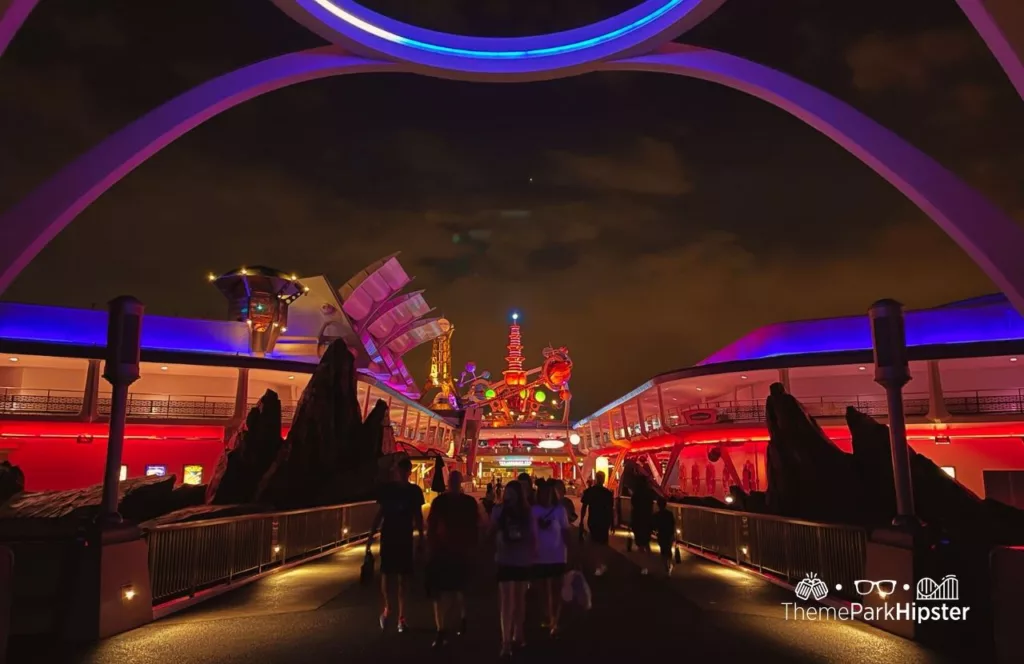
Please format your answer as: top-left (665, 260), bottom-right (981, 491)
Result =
top-left (1, 0), bottom-right (1022, 415)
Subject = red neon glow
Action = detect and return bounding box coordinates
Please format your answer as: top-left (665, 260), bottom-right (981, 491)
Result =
top-left (0, 420), bottom-right (226, 492)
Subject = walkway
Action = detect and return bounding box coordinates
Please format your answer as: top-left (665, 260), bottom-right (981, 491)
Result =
top-left (8, 528), bottom-right (954, 664)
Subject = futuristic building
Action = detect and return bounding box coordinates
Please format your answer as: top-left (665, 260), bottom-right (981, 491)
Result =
top-left (0, 254), bottom-right (455, 492)
top-left (573, 294), bottom-right (1024, 508)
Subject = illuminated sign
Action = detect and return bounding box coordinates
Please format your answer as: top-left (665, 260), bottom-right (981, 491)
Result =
top-left (145, 465), bottom-right (167, 477)
top-left (183, 465), bottom-right (204, 485)
top-left (683, 409), bottom-right (717, 425)
top-left (498, 457), bottom-right (532, 468)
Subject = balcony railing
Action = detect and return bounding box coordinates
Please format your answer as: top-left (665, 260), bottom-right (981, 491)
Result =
top-left (147, 501), bottom-right (377, 605)
top-left (617, 498), bottom-right (867, 602)
top-left (0, 388), bottom-right (84, 415)
top-left (99, 393), bottom-right (236, 420)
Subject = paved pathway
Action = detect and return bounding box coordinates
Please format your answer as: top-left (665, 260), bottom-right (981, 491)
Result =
top-left (7, 525), bottom-right (957, 664)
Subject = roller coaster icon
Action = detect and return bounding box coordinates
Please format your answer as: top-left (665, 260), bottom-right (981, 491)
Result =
top-left (916, 575), bottom-right (959, 601)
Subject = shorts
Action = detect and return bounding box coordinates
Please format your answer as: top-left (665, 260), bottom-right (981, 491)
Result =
top-left (426, 557), bottom-right (470, 595)
top-left (496, 565), bottom-right (533, 582)
top-left (532, 563), bottom-right (566, 580)
top-left (380, 540), bottom-right (415, 575)
top-left (588, 525), bottom-right (610, 545)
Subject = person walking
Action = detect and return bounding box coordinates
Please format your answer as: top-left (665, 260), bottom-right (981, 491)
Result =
top-left (579, 471), bottom-right (614, 576)
top-left (630, 481), bottom-right (656, 575)
top-left (482, 483), bottom-right (496, 516)
top-left (426, 470), bottom-right (480, 648)
top-left (653, 497), bottom-right (677, 574)
top-left (489, 480), bottom-right (537, 659)
top-left (532, 481), bottom-right (570, 636)
top-left (367, 457), bottom-right (425, 633)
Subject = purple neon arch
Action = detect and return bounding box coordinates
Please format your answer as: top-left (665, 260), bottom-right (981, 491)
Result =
top-left (954, 0), bottom-right (1024, 99)
top-left (3, 43), bottom-right (1024, 315)
top-left (271, 0), bottom-right (726, 79)
top-left (0, 0), bottom-right (39, 57)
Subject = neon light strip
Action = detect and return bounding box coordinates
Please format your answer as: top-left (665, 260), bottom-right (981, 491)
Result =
top-left (312, 0), bottom-right (686, 59)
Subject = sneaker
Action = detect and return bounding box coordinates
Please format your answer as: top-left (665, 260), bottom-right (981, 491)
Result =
top-left (458, 617), bottom-right (467, 636)
top-left (431, 630), bottom-right (447, 648)
top-left (641, 567), bottom-right (649, 576)
top-left (594, 564), bottom-right (607, 576)
top-left (379, 613), bottom-right (387, 631)
top-left (398, 618), bottom-right (408, 633)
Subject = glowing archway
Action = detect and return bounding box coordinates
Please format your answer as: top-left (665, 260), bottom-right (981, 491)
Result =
top-left (2, 0), bottom-right (1023, 312)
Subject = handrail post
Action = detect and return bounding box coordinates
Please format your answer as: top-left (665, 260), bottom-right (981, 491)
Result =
top-left (228, 521), bottom-right (236, 583)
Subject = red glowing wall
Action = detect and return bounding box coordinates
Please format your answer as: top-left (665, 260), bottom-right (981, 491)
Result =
top-left (0, 421), bottom-right (227, 492)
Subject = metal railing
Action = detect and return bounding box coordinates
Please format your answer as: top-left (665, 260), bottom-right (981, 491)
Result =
top-left (0, 388), bottom-right (84, 415)
top-left (146, 501), bottom-right (377, 604)
top-left (617, 499), bottom-right (867, 602)
top-left (99, 393), bottom-right (236, 420)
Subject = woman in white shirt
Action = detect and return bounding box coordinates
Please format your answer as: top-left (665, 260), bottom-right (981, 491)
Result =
top-left (531, 481), bottom-right (571, 636)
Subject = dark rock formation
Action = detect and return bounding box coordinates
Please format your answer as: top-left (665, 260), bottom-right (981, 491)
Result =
top-left (764, 382), bottom-right (865, 522)
top-left (0, 461), bottom-right (25, 506)
top-left (848, 407), bottom-right (1024, 543)
top-left (206, 390), bottom-right (285, 504)
top-left (263, 340), bottom-right (402, 508)
top-left (0, 474), bottom-right (174, 521)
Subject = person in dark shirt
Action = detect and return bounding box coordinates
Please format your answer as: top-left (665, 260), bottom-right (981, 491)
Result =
top-left (367, 457), bottom-right (425, 633)
top-left (630, 482), bottom-right (656, 575)
top-left (653, 497), bottom-right (677, 574)
top-left (426, 471), bottom-right (480, 648)
top-left (579, 471), bottom-right (614, 576)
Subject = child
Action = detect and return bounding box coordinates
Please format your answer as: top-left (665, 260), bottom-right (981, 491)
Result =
top-left (653, 497), bottom-right (676, 574)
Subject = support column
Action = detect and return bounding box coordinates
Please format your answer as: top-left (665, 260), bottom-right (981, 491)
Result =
top-left (778, 368), bottom-right (791, 391)
top-left (361, 383), bottom-right (372, 419)
top-left (660, 441), bottom-right (684, 494)
top-left (606, 412), bottom-right (616, 443)
top-left (81, 359), bottom-right (101, 422)
top-left (400, 405), bottom-right (409, 440)
top-left (656, 384), bottom-right (667, 432)
top-left (635, 397), bottom-right (647, 436)
top-left (413, 411), bottom-right (422, 443)
top-left (231, 367), bottom-right (250, 422)
top-left (870, 299), bottom-right (917, 527)
top-left (926, 360), bottom-right (951, 422)
top-left (619, 405), bottom-right (630, 439)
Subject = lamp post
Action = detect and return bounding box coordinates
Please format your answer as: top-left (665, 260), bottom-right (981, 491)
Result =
top-left (868, 299), bottom-right (917, 527)
top-left (99, 296), bottom-right (144, 524)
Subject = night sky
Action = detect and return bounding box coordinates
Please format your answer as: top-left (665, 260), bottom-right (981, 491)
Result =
top-left (1, 0), bottom-right (1022, 416)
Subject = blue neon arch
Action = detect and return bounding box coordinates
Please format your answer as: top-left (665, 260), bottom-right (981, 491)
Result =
top-left (274, 0), bottom-right (724, 77)
top-left (310, 0), bottom-right (687, 59)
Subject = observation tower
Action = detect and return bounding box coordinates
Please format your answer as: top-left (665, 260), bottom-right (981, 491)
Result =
top-left (210, 265), bottom-right (307, 355)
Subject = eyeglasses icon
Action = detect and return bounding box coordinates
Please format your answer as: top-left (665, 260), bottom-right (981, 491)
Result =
top-left (853, 579), bottom-right (897, 596)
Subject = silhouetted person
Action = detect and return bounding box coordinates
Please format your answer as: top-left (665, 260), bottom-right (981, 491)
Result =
top-left (427, 471), bottom-right (480, 648)
top-left (580, 471), bottom-right (614, 576)
top-left (368, 457), bottom-right (424, 633)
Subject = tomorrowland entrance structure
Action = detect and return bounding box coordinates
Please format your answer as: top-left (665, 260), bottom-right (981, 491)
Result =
top-left (0, 0), bottom-right (1023, 308)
